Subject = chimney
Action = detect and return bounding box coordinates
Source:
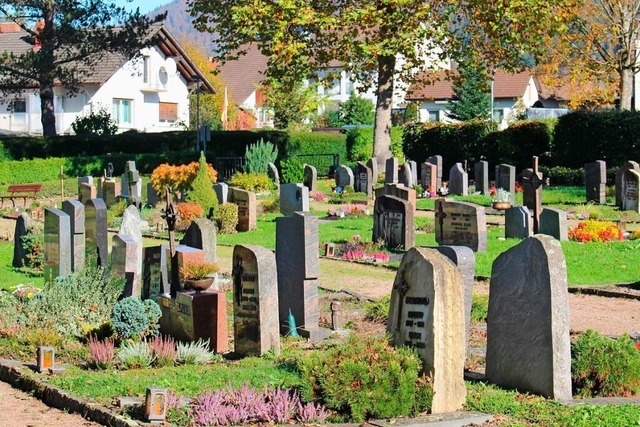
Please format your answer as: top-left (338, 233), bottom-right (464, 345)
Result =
top-left (0, 22), bottom-right (22, 33)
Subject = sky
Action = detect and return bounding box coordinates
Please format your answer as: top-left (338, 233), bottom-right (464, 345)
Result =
top-left (112, 0), bottom-right (173, 15)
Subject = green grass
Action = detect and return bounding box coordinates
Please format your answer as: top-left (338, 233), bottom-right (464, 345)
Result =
top-left (0, 243), bottom-right (44, 291)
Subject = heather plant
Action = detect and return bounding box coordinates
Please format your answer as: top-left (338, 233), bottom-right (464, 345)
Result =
top-left (244, 138), bottom-right (278, 174)
top-left (572, 330), bottom-right (640, 397)
top-left (296, 401), bottom-right (329, 424)
top-left (117, 341), bottom-right (155, 369)
top-left (87, 336), bottom-right (115, 370)
top-left (186, 152), bottom-right (219, 218)
top-left (150, 335), bottom-right (177, 368)
top-left (176, 339), bottom-right (217, 365)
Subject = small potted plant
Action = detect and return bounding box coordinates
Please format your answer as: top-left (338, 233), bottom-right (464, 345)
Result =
top-left (181, 261), bottom-right (219, 293)
top-left (492, 188), bottom-right (512, 210)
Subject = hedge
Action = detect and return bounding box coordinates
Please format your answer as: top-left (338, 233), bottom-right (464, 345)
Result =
top-left (346, 127), bottom-right (404, 162)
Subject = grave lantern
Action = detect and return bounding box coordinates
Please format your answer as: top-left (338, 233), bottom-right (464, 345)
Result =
top-left (37, 346), bottom-right (55, 373)
top-left (145, 387), bottom-right (168, 423)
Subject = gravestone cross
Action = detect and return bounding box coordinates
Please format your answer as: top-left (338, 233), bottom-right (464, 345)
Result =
top-left (434, 200), bottom-right (447, 242)
top-left (126, 161), bottom-right (141, 208)
top-left (522, 156), bottom-right (544, 233)
top-left (161, 188), bottom-right (179, 297)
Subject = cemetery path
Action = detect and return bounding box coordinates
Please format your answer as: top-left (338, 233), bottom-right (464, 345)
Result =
top-left (0, 380), bottom-right (101, 427)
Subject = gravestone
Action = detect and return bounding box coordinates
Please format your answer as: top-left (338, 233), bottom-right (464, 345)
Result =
top-left (62, 200), bottom-right (85, 271)
top-left (12, 213), bottom-right (31, 268)
top-left (448, 163), bottom-right (468, 196)
top-left (180, 218), bottom-right (217, 264)
top-left (374, 184), bottom-right (417, 213)
top-left (373, 195), bottom-right (415, 250)
top-left (78, 176), bottom-right (93, 200)
top-left (111, 234), bottom-right (140, 297)
top-left (228, 187), bottom-right (257, 231)
top-left (616, 161), bottom-right (640, 207)
top-left (584, 160), bottom-right (606, 204)
top-left (421, 162), bottom-right (438, 195)
top-left (276, 212), bottom-right (327, 340)
top-left (303, 164), bottom-right (317, 192)
top-left (354, 162), bottom-right (373, 197)
top-left (522, 157), bottom-right (544, 233)
top-left (102, 179), bottom-right (120, 208)
top-left (279, 183), bottom-right (309, 216)
top-left (232, 244), bottom-right (280, 356)
top-left (399, 163), bottom-right (414, 188)
top-left (410, 160), bottom-right (418, 187)
top-left (147, 182), bottom-right (160, 207)
top-left (622, 169), bottom-right (640, 213)
top-left (434, 199), bottom-right (487, 252)
top-left (486, 235), bottom-right (571, 400)
top-left (213, 182), bottom-right (228, 205)
top-left (119, 205), bottom-right (144, 292)
top-left (142, 245), bottom-right (164, 300)
top-left (539, 208), bottom-right (568, 241)
top-left (79, 182), bottom-right (96, 204)
top-left (367, 158), bottom-right (379, 184)
top-left (267, 162), bottom-right (280, 190)
top-left (85, 198), bottom-right (108, 272)
top-left (495, 164), bottom-right (516, 205)
top-left (44, 208), bottom-right (71, 284)
top-left (335, 165), bottom-right (354, 189)
top-left (166, 245), bottom-right (206, 292)
top-left (125, 160), bottom-right (142, 207)
top-left (385, 157), bottom-right (398, 184)
top-left (387, 247), bottom-right (466, 413)
top-left (505, 206), bottom-right (533, 239)
top-left (427, 155), bottom-right (443, 190)
top-left (425, 246), bottom-right (475, 357)
top-left (474, 161), bottom-right (489, 195)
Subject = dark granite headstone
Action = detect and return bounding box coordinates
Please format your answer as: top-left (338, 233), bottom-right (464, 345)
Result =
top-left (213, 182), bottom-right (228, 205)
top-left (232, 244), bottom-right (280, 356)
top-left (354, 161), bottom-right (373, 197)
top-left (616, 161), bottom-right (640, 207)
top-left (505, 206), bottom-right (533, 239)
top-left (474, 161), bottom-right (489, 195)
top-left (142, 245), bottom-right (164, 300)
top-left (486, 235), bottom-right (571, 400)
top-left (385, 157), bottom-right (398, 184)
top-left (303, 164), bottom-right (317, 192)
top-left (621, 169), bottom-right (640, 213)
top-left (228, 187), bottom-right (257, 231)
top-left (448, 163), bottom-right (468, 195)
top-left (180, 218), bottom-right (217, 264)
top-left (495, 164), bottom-right (516, 205)
top-left (44, 208), bottom-right (71, 284)
top-left (584, 160), bottom-right (606, 204)
top-left (85, 198), bottom-right (108, 272)
top-left (112, 234), bottom-right (140, 297)
top-left (267, 162), bottom-right (280, 190)
top-left (434, 199), bottom-right (487, 252)
top-left (367, 158), bottom-right (379, 184)
top-left (147, 182), bottom-right (160, 207)
top-left (427, 155), bottom-right (443, 190)
top-left (12, 213), bottom-right (31, 268)
top-left (373, 195), bottom-right (415, 250)
top-left (280, 183), bottom-right (309, 216)
top-left (539, 208), bottom-right (568, 241)
top-left (62, 200), bottom-right (85, 272)
top-left (522, 157), bottom-right (544, 233)
top-left (387, 247), bottom-right (466, 413)
top-left (335, 165), bottom-right (354, 189)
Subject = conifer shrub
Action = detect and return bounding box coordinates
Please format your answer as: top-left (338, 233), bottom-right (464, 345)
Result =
top-left (244, 138), bottom-right (278, 174)
top-left (111, 297), bottom-right (161, 341)
top-left (280, 158), bottom-right (305, 184)
top-left (186, 152), bottom-right (219, 217)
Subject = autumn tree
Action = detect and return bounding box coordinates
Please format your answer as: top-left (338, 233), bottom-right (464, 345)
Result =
top-left (0, 1), bottom-right (165, 136)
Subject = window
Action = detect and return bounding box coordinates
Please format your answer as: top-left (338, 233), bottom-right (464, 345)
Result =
top-left (112, 99), bottom-right (132, 125)
top-left (13, 99), bottom-right (26, 113)
top-left (428, 110), bottom-right (439, 122)
top-left (159, 102), bottom-right (178, 122)
top-left (493, 109), bottom-right (504, 122)
top-left (143, 57), bottom-right (150, 84)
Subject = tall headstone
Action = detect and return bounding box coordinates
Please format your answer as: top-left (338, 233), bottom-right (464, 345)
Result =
top-left (79, 182), bottom-right (96, 204)
top-left (147, 182), bottom-right (160, 207)
top-left (303, 164), bottom-right (317, 192)
top-left (486, 235), bottom-right (572, 400)
top-left (584, 160), bottom-right (606, 204)
top-left (62, 200), bottom-right (85, 271)
top-left (367, 158), bottom-right (379, 184)
top-left (12, 212), bottom-right (31, 268)
top-left (125, 160), bottom-right (142, 207)
top-left (78, 176), bottom-right (93, 200)
top-left (621, 169), bottom-right (640, 213)
top-left (373, 195), bottom-right (415, 250)
top-left (85, 198), bottom-right (108, 272)
top-left (616, 161), bottom-right (640, 207)
top-left (102, 179), bottom-right (120, 208)
top-left (267, 162), bottom-right (280, 190)
top-left (427, 155), bottom-right (443, 190)
top-left (276, 212), bottom-right (326, 340)
top-left (354, 162), bottom-right (373, 197)
top-left (335, 165), bottom-right (354, 189)
top-left (387, 247), bottom-right (466, 413)
top-left (180, 218), bottom-right (217, 264)
top-left (385, 157), bottom-right (398, 184)
top-left (448, 163), bottom-right (468, 196)
top-left (280, 183), bottom-right (309, 216)
top-left (213, 182), bottom-right (228, 205)
top-left (232, 244), bottom-right (280, 356)
top-left (421, 162), bottom-right (438, 195)
top-left (111, 234), bottom-right (140, 297)
top-left (434, 199), bottom-right (487, 252)
top-left (495, 164), bottom-right (516, 205)
top-left (374, 184), bottom-right (416, 213)
top-left (409, 160), bottom-right (418, 187)
top-left (228, 187), bottom-right (257, 231)
top-left (142, 245), bottom-right (164, 300)
top-left (399, 163), bottom-right (414, 188)
top-left (522, 157), bottom-right (544, 233)
top-left (119, 205), bottom-right (144, 292)
top-left (539, 208), bottom-right (568, 241)
top-left (504, 206), bottom-right (533, 239)
top-left (44, 208), bottom-right (71, 284)
top-left (474, 161), bottom-right (489, 195)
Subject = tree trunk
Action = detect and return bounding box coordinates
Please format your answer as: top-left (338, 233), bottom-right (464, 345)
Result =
top-left (40, 83), bottom-right (57, 136)
top-left (373, 54), bottom-right (395, 170)
top-left (619, 67), bottom-right (633, 110)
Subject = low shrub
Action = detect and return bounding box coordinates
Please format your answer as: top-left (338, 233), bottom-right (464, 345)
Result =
top-left (568, 221), bottom-right (622, 243)
top-left (117, 341), bottom-right (155, 369)
top-left (176, 339), bottom-right (217, 365)
top-left (261, 194), bottom-right (280, 213)
top-left (279, 158), bottom-right (305, 184)
top-left (150, 335), bottom-right (177, 368)
top-left (111, 297), bottom-right (161, 341)
top-left (19, 226), bottom-right (44, 271)
top-left (87, 336), bottom-right (115, 369)
top-left (228, 172), bottom-right (274, 192)
top-left (572, 330), bottom-right (640, 397)
top-left (364, 295), bottom-right (390, 324)
top-left (215, 203), bottom-right (239, 234)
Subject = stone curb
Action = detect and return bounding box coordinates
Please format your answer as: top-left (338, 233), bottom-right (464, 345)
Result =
top-left (568, 286), bottom-right (640, 301)
top-left (0, 358), bottom-right (142, 427)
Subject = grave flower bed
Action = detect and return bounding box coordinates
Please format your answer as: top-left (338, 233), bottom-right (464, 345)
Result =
top-left (568, 220), bottom-right (623, 243)
top-left (327, 204), bottom-right (369, 218)
top-left (328, 235), bottom-right (390, 264)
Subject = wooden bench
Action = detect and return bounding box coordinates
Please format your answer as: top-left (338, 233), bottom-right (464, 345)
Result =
top-left (0, 183), bottom-right (42, 207)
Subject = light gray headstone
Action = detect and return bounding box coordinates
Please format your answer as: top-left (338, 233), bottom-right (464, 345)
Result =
top-left (495, 164), bottom-right (516, 205)
top-left (373, 195), bottom-right (415, 250)
top-left (232, 244), bottom-right (280, 357)
top-left (213, 182), bottom-right (228, 205)
top-left (427, 155), bottom-right (443, 190)
top-left (448, 163), bottom-right (468, 196)
top-left (409, 160), bottom-right (418, 187)
top-left (119, 205), bottom-right (144, 292)
top-left (434, 199), bottom-right (487, 252)
top-left (474, 161), bottom-right (489, 195)
top-left (486, 235), bottom-right (572, 400)
top-left (335, 165), bottom-right (354, 189)
top-left (505, 206), bottom-right (533, 239)
top-left (303, 164), bottom-right (317, 192)
top-left (387, 247), bottom-right (466, 413)
top-left (400, 163), bottom-right (414, 188)
top-left (180, 218), bottom-right (217, 264)
top-left (621, 169), bottom-right (640, 213)
top-left (539, 208), bottom-right (568, 241)
top-left (584, 160), bottom-right (606, 204)
top-left (385, 157), bottom-right (398, 184)
top-left (12, 213), bottom-right (32, 268)
top-left (111, 234), bottom-right (140, 297)
top-left (62, 200), bottom-right (85, 271)
top-left (267, 162), bottom-right (280, 190)
top-left (616, 161), bottom-right (640, 207)
top-left (228, 187), bottom-right (257, 231)
top-left (44, 208), bottom-right (71, 284)
top-left (279, 183), bottom-right (309, 216)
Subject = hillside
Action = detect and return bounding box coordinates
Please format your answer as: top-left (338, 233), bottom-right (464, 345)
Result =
top-left (149, 0), bottom-right (216, 54)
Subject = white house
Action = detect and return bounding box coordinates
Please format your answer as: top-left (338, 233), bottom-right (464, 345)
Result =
top-left (0, 23), bottom-right (215, 135)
